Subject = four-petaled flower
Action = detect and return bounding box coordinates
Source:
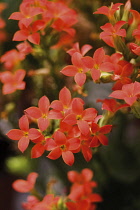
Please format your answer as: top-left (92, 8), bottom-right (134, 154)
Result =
top-left (25, 96), bottom-right (51, 131)
top-left (7, 115), bottom-right (30, 152)
top-left (82, 47), bottom-right (115, 81)
top-left (100, 21), bottom-right (126, 48)
top-left (46, 131), bottom-right (80, 166)
top-left (90, 123), bottom-right (112, 147)
top-left (109, 82), bottom-right (140, 106)
top-left (61, 52), bottom-right (89, 86)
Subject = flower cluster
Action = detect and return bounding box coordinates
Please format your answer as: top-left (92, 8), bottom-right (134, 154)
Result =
top-left (12, 169), bottom-right (102, 210)
top-left (0, 0), bottom-right (78, 95)
top-left (7, 87), bottom-right (112, 166)
top-left (2, 0), bottom-right (140, 209)
top-left (66, 168), bottom-right (102, 210)
top-left (61, 1), bottom-right (140, 116)
top-left (9, 0), bottom-right (77, 45)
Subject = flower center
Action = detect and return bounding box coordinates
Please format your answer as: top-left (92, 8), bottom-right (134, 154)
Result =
top-left (60, 144), bottom-right (66, 151)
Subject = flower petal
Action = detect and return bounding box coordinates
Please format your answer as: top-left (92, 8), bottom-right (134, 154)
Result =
top-left (38, 96), bottom-right (50, 114)
top-left (60, 65), bottom-right (77, 76)
top-left (47, 147), bottom-right (62, 160)
top-left (25, 107), bottom-right (42, 119)
top-left (38, 118), bottom-right (49, 131)
top-left (19, 115), bottom-right (29, 131)
top-left (74, 72), bottom-right (86, 86)
top-left (18, 136), bottom-right (29, 152)
top-left (31, 143), bottom-right (45, 158)
top-left (7, 129), bottom-right (23, 140)
top-left (54, 131), bottom-right (66, 145)
top-left (59, 87), bottom-right (71, 107)
top-left (62, 151), bottom-right (74, 166)
top-left (77, 120), bottom-right (90, 136)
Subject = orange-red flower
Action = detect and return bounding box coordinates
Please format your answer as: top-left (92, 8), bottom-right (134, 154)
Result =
top-left (112, 61), bottom-right (133, 90)
top-left (32, 194), bottom-right (59, 210)
top-left (109, 82), bottom-right (140, 106)
top-left (0, 69), bottom-right (26, 94)
top-left (7, 115), bottom-right (30, 152)
top-left (100, 21), bottom-right (126, 48)
top-left (67, 42), bottom-right (92, 56)
top-left (0, 49), bottom-right (25, 70)
top-left (90, 123), bottom-right (112, 147)
top-left (97, 98), bottom-right (129, 113)
top-left (82, 47), bottom-right (115, 81)
top-left (46, 131), bottom-right (80, 166)
top-left (9, 1), bottom-right (43, 27)
top-left (63, 98), bottom-right (98, 136)
top-left (67, 168), bottom-right (102, 208)
top-left (25, 96), bottom-right (51, 131)
top-left (12, 172), bottom-right (38, 193)
top-left (61, 52), bottom-right (89, 86)
top-left (94, 3), bottom-right (123, 20)
top-left (13, 20), bottom-right (45, 45)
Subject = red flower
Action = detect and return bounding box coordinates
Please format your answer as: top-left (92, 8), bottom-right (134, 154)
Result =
top-left (130, 10), bottom-right (140, 26)
top-left (13, 20), bottom-right (45, 45)
top-left (109, 82), bottom-right (140, 106)
top-left (63, 98), bottom-right (98, 136)
top-left (128, 42), bottom-right (140, 56)
top-left (61, 52), bottom-right (89, 86)
top-left (46, 131), bottom-right (80, 166)
top-left (16, 41), bottom-right (33, 55)
top-left (112, 62), bottom-right (133, 90)
top-left (32, 194), bottom-right (59, 210)
top-left (45, 1), bottom-right (78, 28)
top-left (0, 49), bottom-right (25, 70)
top-left (67, 42), bottom-right (92, 56)
top-left (0, 69), bottom-right (26, 94)
top-left (9, 1), bottom-right (43, 27)
top-left (90, 123), bottom-right (112, 147)
top-left (7, 115), bottom-right (30, 152)
top-left (31, 134), bottom-right (50, 158)
top-left (97, 98), bottom-right (129, 113)
top-left (66, 199), bottom-right (92, 210)
top-left (100, 21), bottom-right (126, 48)
top-left (25, 96), bottom-right (51, 131)
top-left (50, 86), bottom-right (72, 118)
top-left (12, 172), bottom-right (38, 193)
top-left (22, 196), bottom-right (39, 210)
top-left (67, 168), bottom-right (102, 204)
top-left (82, 47), bottom-right (115, 81)
top-left (94, 3), bottom-right (123, 20)
top-left (132, 24), bottom-right (140, 41)
top-left (22, 195), bottom-right (39, 210)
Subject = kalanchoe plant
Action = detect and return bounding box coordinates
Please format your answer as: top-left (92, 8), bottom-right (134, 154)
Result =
top-left (1, 0), bottom-right (140, 209)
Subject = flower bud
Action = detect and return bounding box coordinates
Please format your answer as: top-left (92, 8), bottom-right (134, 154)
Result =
top-left (122, 0), bottom-right (131, 21)
top-left (100, 72), bottom-right (113, 83)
